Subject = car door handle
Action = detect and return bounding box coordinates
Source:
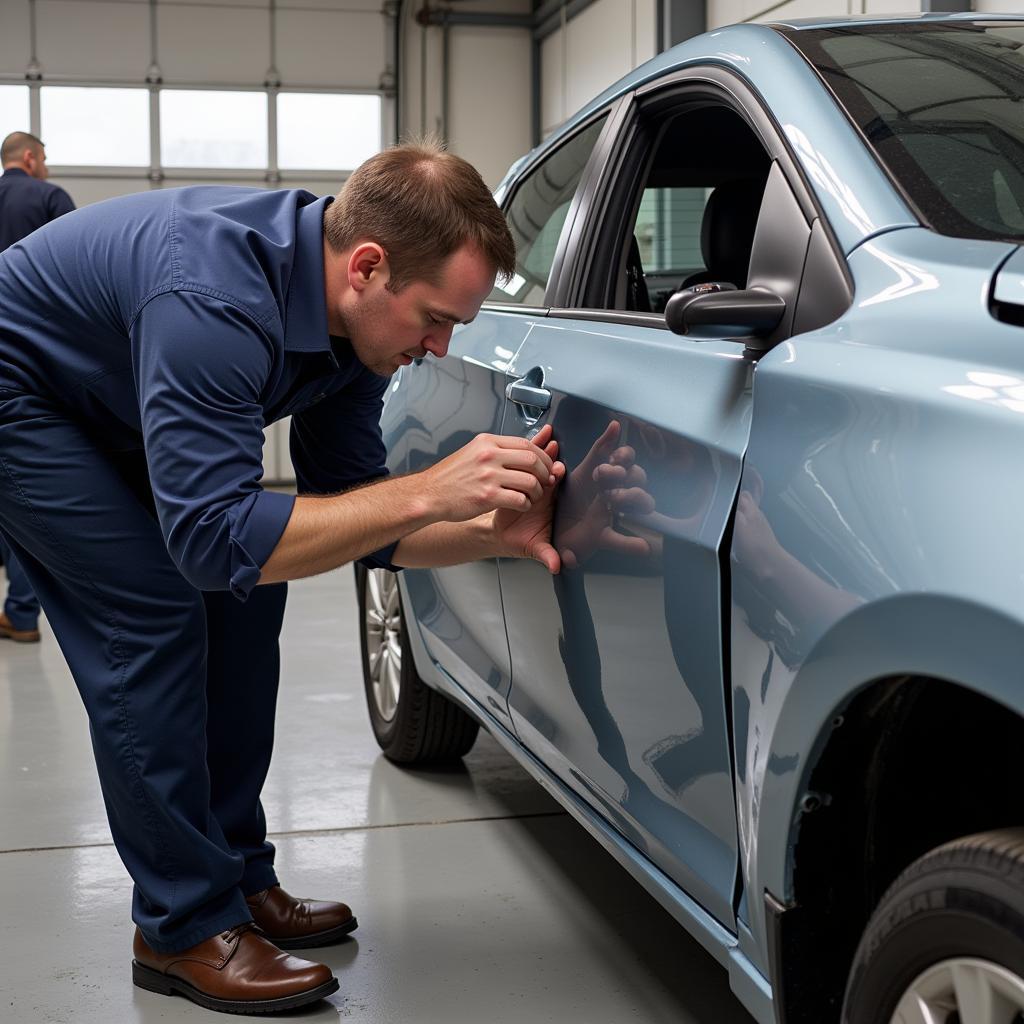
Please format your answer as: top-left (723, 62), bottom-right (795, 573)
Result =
top-left (506, 380), bottom-right (551, 410)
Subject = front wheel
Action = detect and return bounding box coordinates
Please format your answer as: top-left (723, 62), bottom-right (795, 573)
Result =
top-left (843, 829), bottom-right (1024, 1024)
top-left (356, 566), bottom-right (479, 764)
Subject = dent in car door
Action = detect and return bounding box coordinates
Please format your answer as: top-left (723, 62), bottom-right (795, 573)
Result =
top-left (499, 320), bottom-right (752, 928)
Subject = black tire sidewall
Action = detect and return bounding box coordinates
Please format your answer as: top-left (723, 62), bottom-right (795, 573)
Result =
top-left (844, 862), bottom-right (1024, 1023)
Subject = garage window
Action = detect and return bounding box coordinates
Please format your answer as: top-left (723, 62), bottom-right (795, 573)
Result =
top-left (0, 86), bottom-right (30, 143)
top-left (277, 93), bottom-right (381, 171)
top-left (40, 87), bottom-right (150, 166)
top-left (161, 90), bottom-right (268, 169)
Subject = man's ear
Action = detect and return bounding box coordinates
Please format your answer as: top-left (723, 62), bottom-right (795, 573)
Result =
top-left (347, 242), bottom-right (389, 293)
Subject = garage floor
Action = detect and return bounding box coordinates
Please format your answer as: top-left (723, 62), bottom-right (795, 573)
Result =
top-left (0, 567), bottom-right (756, 1024)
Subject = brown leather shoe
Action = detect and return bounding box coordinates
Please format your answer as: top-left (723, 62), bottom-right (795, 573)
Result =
top-left (132, 922), bottom-right (338, 1014)
top-left (0, 612), bottom-right (39, 643)
top-left (246, 885), bottom-right (358, 950)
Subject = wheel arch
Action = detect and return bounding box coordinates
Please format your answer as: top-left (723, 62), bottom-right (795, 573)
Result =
top-left (749, 593), bottom-right (1024, 1021)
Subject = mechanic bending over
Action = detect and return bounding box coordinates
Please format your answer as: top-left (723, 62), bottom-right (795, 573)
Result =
top-left (0, 141), bottom-right (565, 1016)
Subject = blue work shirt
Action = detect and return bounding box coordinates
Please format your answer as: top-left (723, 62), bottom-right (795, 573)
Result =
top-left (0, 167), bottom-right (75, 250)
top-left (0, 186), bottom-right (396, 599)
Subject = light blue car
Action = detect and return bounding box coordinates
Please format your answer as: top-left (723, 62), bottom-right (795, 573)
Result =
top-left (357, 14), bottom-right (1024, 1023)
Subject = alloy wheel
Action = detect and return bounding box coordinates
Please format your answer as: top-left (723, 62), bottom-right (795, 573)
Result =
top-left (364, 569), bottom-right (402, 723)
top-left (892, 958), bottom-right (1024, 1024)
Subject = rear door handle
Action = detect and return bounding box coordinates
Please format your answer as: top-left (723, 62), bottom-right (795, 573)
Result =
top-left (506, 379), bottom-right (551, 410)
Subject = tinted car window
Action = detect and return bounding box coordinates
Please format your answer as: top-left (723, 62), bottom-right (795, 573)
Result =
top-left (489, 115), bottom-right (606, 305)
top-left (610, 105), bottom-right (771, 313)
top-left (782, 21), bottom-right (1024, 241)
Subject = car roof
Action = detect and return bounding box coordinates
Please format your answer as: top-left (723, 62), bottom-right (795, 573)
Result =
top-left (771, 11), bottom-right (1023, 30)
top-left (496, 14), bottom-right (1024, 254)
top-left (546, 14), bottom-right (1024, 148)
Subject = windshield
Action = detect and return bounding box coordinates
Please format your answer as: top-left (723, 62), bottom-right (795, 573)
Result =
top-left (781, 21), bottom-right (1024, 241)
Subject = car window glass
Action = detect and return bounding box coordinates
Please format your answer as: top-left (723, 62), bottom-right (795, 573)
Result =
top-left (782, 22), bottom-right (1024, 241)
top-left (635, 186), bottom-right (710, 276)
top-left (490, 115), bottom-right (607, 306)
top-left (612, 106), bottom-right (771, 315)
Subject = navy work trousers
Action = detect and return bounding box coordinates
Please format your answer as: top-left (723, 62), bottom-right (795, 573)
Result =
top-left (0, 391), bottom-right (287, 951)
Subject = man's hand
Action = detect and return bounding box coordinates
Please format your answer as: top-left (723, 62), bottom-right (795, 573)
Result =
top-left (492, 424), bottom-right (566, 573)
top-left (420, 431), bottom-right (560, 523)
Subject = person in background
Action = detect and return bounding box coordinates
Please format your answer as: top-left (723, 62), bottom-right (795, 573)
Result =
top-left (0, 131), bottom-right (76, 643)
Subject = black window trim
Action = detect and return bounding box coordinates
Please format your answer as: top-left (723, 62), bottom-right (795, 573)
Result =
top-left (548, 64), bottom-right (853, 333)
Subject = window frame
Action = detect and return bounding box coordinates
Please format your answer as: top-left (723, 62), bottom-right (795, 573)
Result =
top-left (481, 96), bottom-right (631, 317)
top-left (553, 66), bottom-right (852, 335)
top-left (7, 76), bottom-right (386, 184)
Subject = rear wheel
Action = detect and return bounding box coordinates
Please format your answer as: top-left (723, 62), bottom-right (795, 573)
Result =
top-left (843, 829), bottom-right (1024, 1024)
top-left (357, 566), bottom-right (479, 764)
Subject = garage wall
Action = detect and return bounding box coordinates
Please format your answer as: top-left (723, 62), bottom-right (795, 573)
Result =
top-left (707, 0), bottom-right (978, 28)
top-left (540, 0), bottom-right (657, 138)
top-left (398, 0), bottom-right (533, 190)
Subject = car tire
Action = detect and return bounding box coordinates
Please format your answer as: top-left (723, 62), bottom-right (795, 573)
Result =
top-left (356, 566), bottom-right (479, 764)
top-left (842, 828), bottom-right (1024, 1024)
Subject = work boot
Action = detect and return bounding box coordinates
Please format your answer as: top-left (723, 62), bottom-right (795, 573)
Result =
top-left (0, 612), bottom-right (39, 643)
top-left (247, 884), bottom-right (358, 949)
top-left (132, 921), bottom-right (338, 1014)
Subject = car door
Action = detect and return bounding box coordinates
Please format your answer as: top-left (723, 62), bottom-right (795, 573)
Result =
top-left (399, 110), bottom-right (614, 724)
top-left (498, 73), bottom-right (838, 929)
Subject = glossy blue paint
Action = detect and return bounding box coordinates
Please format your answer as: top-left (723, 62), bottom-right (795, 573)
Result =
top-left (383, 311), bottom-right (541, 717)
top-left (519, 22), bottom-right (915, 256)
top-left (731, 226), bottom-right (1023, 973)
top-left (500, 316), bottom-right (752, 929)
top-left (396, 569), bottom-right (776, 1024)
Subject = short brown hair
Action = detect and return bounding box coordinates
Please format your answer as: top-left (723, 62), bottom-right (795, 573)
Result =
top-left (1, 131), bottom-right (43, 167)
top-left (324, 139), bottom-right (515, 293)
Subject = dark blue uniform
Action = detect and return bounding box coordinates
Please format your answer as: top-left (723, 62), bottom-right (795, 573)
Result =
top-left (0, 166), bottom-right (75, 630)
top-left (0, 186), bottom-right (395, 951)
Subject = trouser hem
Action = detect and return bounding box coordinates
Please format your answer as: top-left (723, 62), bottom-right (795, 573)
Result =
top-left (240, 865), bottom-right (280, 899)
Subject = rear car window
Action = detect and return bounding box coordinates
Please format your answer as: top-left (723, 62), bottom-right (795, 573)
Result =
top-left (780, 21), bottom-right (1024, 241)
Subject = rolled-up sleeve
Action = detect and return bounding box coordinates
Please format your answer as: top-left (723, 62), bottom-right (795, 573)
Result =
top-left (290, 370), bottom-right (399, 571)
top-left (131, 290), bottom-right (294, 599)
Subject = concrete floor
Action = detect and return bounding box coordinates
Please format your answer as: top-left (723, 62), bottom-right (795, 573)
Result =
top-left (0, 567), bottom-right (755, 1024)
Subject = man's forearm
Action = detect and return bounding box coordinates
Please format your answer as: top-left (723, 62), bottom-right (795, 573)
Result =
top-left (392, 513), bottom-right (504, 568)
top-left (259, 474), bottom-right (434, 584)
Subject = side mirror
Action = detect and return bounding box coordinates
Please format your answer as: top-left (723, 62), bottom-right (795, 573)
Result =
top-left (665, 284), bottom-right (786, 344)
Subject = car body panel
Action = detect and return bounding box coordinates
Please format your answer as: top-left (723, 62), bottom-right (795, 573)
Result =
top-left (731, 226), bottom-right (1024, 974)
top-left (500, 318), bottom-right (752, 928)
top-left (393, 311), bottom-right (542, 719)
top-left (394, 563), bottom-right (775, 1024)
top-left (994, 245), bottom-right (1024, 306)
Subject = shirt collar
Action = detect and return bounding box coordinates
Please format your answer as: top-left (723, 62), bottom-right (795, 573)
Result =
top-left (2, 168), bottom-right (29, 178)
top-left (283, 195), bottom-right (333, 353)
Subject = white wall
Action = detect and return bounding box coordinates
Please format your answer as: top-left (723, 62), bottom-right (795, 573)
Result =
top-left (540, 0), bottom-right (658, 138)
top-left (398, 0), bottom-right (533, 190)
top-left (708, 0), bottom-right (974, 28)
